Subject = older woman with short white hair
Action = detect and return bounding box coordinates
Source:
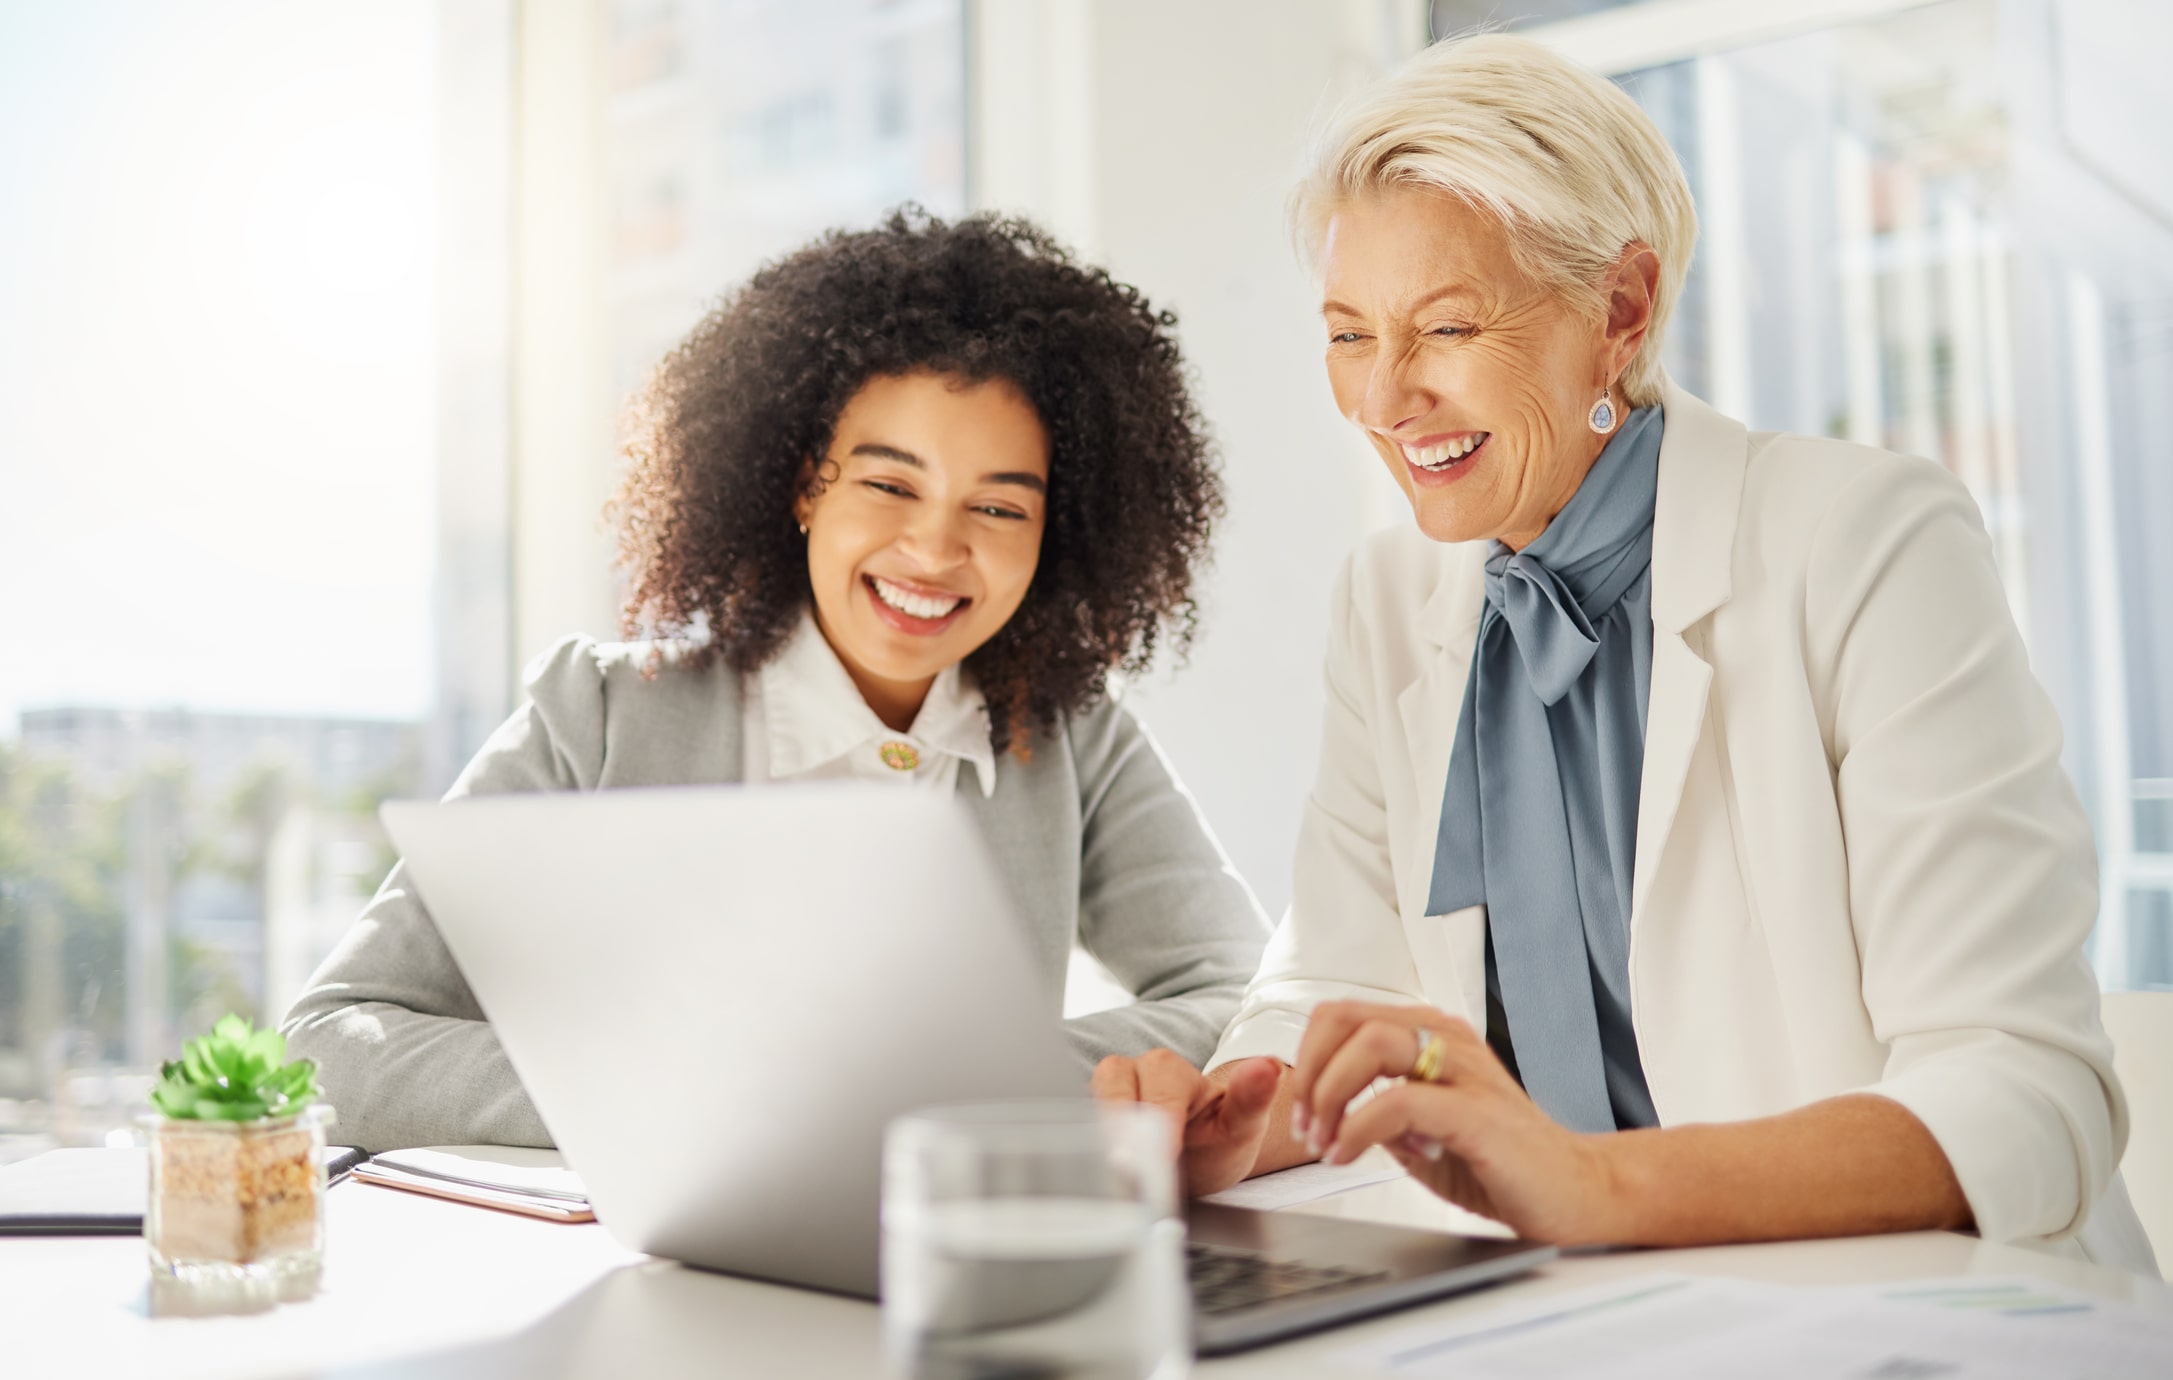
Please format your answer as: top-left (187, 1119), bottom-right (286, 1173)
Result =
top-left (1095, 33), bottom-right (2154, 1269)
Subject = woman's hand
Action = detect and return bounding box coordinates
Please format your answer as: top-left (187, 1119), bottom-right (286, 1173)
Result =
top-left (1291, 1001), bottom-right (1624, 1245)
top-left (1091, 1050), bottom-right (1287, 1198)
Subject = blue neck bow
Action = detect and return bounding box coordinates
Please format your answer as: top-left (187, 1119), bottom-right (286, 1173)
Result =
top-left (1427, 406), bottom-right (1665, 1134)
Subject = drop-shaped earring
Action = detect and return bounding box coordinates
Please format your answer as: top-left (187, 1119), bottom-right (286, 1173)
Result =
top-left (797, 521), bottom-right (809, 535)
top-left (1588, 388), bottom-right (1617, 435)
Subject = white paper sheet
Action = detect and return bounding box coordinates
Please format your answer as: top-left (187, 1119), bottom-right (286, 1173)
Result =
top-left (1198, 1155), bottom-right (1405, 1211)
top-left (1339, 1272), bottom-right (2173, 1380)
top-left (368, 1145), bottom-right (588, 1201)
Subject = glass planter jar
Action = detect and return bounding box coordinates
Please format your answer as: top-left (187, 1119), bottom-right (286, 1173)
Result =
top-left (142, 1104), bottom-right (333, 1311)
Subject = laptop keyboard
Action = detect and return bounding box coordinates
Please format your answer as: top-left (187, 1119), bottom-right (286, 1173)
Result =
top-left (1186, 1242), bottom-right (1390, 1316)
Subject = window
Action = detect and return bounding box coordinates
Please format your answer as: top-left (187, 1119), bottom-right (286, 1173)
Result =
top-left (0, 2), bottom-right (441, 1158)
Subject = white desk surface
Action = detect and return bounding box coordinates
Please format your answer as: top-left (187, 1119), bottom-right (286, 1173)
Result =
top-left (9, 1152), bottom-right (2169, 1380)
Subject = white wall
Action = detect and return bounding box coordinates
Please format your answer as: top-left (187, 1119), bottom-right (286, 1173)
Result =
top-left (971, 1), bottom-right (1419, 917)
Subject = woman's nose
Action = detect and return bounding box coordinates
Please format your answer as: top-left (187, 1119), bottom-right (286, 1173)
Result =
top-left (898, 506), bottom-right (970, 570)
top-left (1353, 344), bottom-right (1432, 435)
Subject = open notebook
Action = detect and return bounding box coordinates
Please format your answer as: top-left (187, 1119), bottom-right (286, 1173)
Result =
top-left (350, 1146), bottom-right (592, 1222)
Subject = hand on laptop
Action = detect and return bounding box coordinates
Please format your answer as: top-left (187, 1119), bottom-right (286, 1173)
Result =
top-left (1289, 1001), bottom-right (1618, 1244)
top-left (1091, 1050), bottom-right (1287, 1197)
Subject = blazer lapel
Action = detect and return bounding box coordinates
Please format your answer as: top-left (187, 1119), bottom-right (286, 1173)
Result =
top-left (1397, 542), bottom-right (1488, 916)
top-left (1632, 378), bottom-right (1749, 923)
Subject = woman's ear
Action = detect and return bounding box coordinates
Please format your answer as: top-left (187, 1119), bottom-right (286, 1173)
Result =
top-left (1603, 242), bottom-right (1661, 379)
top-left (791, 454), bottom-right (834, 530)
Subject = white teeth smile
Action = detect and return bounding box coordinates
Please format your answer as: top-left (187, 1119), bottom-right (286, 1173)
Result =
top-left (1403, 433), bottom-right (1490, 471)
top-left (871, 576), bottom-right (965, 621)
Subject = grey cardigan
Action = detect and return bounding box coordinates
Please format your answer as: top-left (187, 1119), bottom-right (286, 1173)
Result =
top-left (282, 636), bottom-right (1271, 1151)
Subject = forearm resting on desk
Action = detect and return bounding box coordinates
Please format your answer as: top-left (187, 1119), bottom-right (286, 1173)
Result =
top-left (1333, 1083), bottom-right (1971, 1247)
top-left (1592, 1093), bottom-right (1973, 1247)
top-left (283, 999), bottom-right (552, 1151)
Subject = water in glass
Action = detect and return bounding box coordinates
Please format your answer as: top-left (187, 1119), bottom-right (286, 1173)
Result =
top-left (883, 1101), bottom-right (1188, 1380)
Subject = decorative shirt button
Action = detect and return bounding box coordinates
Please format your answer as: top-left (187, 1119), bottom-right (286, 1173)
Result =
top-left (879, 741), bottom-right (920, 772)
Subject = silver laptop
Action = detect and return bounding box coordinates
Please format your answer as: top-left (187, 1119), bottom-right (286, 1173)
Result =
top-left (381, 785), bottom-right (1552, 1354)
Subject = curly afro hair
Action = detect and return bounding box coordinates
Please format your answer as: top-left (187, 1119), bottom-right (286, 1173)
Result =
top-left (610, 207), bottom-right (1224, 753)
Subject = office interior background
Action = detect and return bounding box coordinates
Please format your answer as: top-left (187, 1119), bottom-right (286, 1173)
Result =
top-left (0, 0), bottom-right (2168, 1166)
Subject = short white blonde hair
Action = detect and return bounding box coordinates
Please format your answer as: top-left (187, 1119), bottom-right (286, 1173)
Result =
top-left (1294, 33), bottom-right (1696, 407)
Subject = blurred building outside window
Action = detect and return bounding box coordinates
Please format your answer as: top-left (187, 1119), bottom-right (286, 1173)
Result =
top-left (596, 0), bottom-right (964, 404)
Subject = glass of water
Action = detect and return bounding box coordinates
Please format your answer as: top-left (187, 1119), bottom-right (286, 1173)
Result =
top-left (882, 1099), bottom-right (1188, 1380)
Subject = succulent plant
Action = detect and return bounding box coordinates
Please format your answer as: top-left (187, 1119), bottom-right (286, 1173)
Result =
top-left (149, 1014), bottom-right (323, 1122)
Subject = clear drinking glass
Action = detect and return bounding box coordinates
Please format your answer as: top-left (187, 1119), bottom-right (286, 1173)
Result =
top-left (882, 1100), bottom-right (1188, 1380)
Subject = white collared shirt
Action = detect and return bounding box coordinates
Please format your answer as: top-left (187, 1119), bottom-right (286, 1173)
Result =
top-left (739, 611), bottom-right (998, 797)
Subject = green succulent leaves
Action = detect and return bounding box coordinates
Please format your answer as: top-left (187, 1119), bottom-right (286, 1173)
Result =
top-left (150, 1013), bottom-right (323, 1122)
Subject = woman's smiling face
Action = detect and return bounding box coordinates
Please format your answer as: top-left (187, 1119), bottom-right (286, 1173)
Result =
top-left (795, 371), bottom-right (1050, 729)
top-left (1319, 184), bottom-right (1649, 550)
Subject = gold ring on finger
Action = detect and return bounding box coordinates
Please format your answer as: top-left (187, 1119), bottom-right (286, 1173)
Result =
top-left (1411, 1027), bottom-right (1448, 1083)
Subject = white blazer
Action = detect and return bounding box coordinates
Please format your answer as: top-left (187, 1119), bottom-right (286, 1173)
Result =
top-left (1210, 379), bottom-right (2155, 1271)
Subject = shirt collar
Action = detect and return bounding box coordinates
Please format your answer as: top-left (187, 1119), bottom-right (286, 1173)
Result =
top-left (757, 611), bottom-right (998, 797)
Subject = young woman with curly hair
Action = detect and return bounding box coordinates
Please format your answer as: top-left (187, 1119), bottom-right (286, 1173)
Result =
top-left (283, 210), bottom-right (1273, 1152)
